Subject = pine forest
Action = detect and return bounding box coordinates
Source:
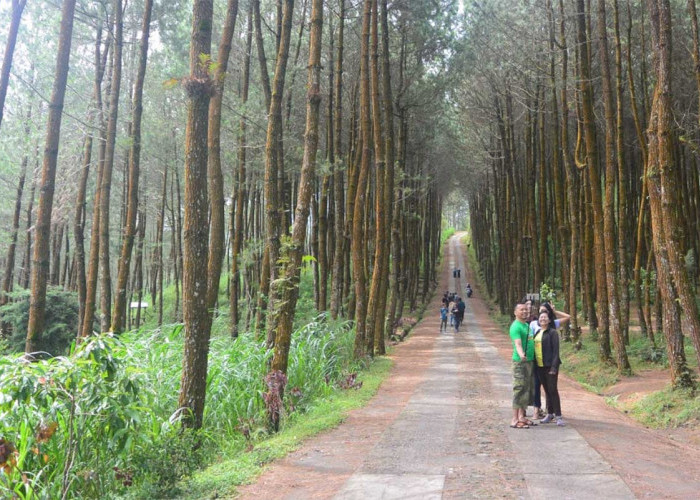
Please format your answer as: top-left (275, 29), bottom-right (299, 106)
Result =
top-left (0, 0), bottom-right (699, 497)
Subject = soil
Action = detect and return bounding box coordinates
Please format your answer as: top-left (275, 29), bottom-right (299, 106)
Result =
top-left (233, 234), bottom-right (700, 499)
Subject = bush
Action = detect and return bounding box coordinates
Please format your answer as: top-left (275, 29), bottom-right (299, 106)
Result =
top-left (1, 287), bottom-right (80, 356)
top-left (0, 334), bottom-right (143, 499)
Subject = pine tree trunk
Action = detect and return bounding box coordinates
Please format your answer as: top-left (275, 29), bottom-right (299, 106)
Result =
top-left (352, 0), bottom-right (373, 358)
top-left (330, 0), bottom-right (346, 319)
top-left (597, 0), bottom-right (630, 372)
top-left (25, 0), bottom-right (78, 353)
top-left (0, 0), bottom-right (27, 131)
top-left (270, 0), bottom-right (323, 377)
top-left (366, 0), bottom-right (386, 356)
top-left (264, 0), bottom-right (296, 346)
top-left (98, 0), bottom-right (124, 332)
top-left (206, 0), bottom-right (240, 318)
top-left (178, 0), bottom-right (215, 430)
top-left (646, 0), bottom-right (700, 377)
top-left (576, 0), bottom-right (611, 361)
top-left (1, 103), bottom-right (32, 306)
top-left (112, 0), bottom-right (153, 333)
top-left (230, 8), bottom-right (253, 337)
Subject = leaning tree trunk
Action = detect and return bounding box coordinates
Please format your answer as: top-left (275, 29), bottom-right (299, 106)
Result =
top-left (269, 0), bottom-right (323, 381)
top-left (644, 0), bottom-right (695, 388)
top-left (177, 0), bottom-right (214, 430)
top-left (263, 0), bottom-right (296, 346)
top-left (646, 0), bottom-right (700, 376)
top-left (206, 0), bottom-right (240, 317)
top-left (112, 0), bottom-right (154, 334)
top-left (25, 0), bottom-right (78, 353)
top-left (0, 0), bottom-right (27, 132)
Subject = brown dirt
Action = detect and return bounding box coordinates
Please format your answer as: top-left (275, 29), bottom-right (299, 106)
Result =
top-left (233, 235), bottom-right (700, 499)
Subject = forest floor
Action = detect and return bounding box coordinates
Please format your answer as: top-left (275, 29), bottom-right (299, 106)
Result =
top-left (233, 234), bottom-right (700, 499)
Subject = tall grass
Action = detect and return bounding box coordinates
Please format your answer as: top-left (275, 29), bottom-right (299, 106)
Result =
top-left (0, 316), bottom-right (360, 498)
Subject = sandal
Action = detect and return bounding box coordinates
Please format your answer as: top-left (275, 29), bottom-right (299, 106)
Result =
top-left (510, 421), bottom-right (530, 429)
top-left (521, 419), bottom-right (537, 426)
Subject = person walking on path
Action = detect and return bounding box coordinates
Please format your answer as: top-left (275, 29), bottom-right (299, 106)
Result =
top-left (448, 297), bottom-right (457, 327)
top-left (529, 302), bottom-right (570, 418)
top-left (456, 296), bottom-right (466, 332)
top-left (510, 301), bottom-right (535, 429)
top-left (440, 304), bottom-right (448, 332)
top-left (534, 311), bottom-right (565, 426)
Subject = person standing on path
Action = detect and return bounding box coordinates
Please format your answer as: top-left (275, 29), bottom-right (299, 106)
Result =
top-left (534, 311), bottom-right (565, 426)
top-left (510, 301), bottom-right (535, 429)
top-left (448, 297), bottom-right (457, 327)
top-left (529, 302), bottom-right (570, 419)
top-left (440, 304), bottom-right (448, 332)
top-left (456, 296), bottom-right (466, 332)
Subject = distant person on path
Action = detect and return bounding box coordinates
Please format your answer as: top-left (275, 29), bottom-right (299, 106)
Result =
top-left (440, 304), bottom-right (448, 332)
top-left (456, 296), bottom-right (466, 332)
top-left (465, 283), bottom-right (473, 298)
top-left (448, 297), bottom-right (457, 327)
top-left (529, 302), bottom-right (570, 419)
top-left (510, 301), bottom-right (535, 429)
top-left (453, 268), bottom-right (461, 278)
top-left (533, 311), bottom-right (565, 426)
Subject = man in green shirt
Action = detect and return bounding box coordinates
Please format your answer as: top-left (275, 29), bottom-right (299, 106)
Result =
top-left (510, 300), bottom-right (534, 428)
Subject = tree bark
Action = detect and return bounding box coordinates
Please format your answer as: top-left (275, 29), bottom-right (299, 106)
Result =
top-left (112, 0), bottom-right (154, 333)
top-left (576, 0), bottom-right (611, 362)
top-left (25, 0), bottom-right (78, 353)
top-left (1, 103), bottom-right (32, 307)
top-left (206, 0), bottom-right (240, 317)
top-left (230, 7), bottom-right (253, 337)
top-left (352, 0), bottom-right (373, 358)
top-left (263, 0), bottom-right (296, 346)
top-left (178, 0), bottom-right (215, 430)
top-left (269, 0), bottom-right (323, 376)
top-left (0, 0), bottom-right (27, 132)
top-left (99, 0), bottom-right (124, 332)
top-left (597, 0), bottom-right (630, 372)
top-left (330, 0), bottom-right (346, 319)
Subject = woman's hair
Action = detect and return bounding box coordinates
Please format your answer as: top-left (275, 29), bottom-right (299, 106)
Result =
top-left (540, 302), bottom-right (556, 324)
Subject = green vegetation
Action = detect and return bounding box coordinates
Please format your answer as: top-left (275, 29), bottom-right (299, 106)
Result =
top-left (183, 357), bottom-right (392, 499)
top-left (613, 387), bottom-right (700, 429)
top-left (441, 227), bottom-right (455, 246)
top-left (0, 315), bottom-right (381, 498)
top-left (0, 287), bottom-right (80, 356)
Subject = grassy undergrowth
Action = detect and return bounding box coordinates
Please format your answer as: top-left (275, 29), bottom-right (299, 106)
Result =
top-left (612, 387), bottom-right (700, 429)
top-left (182, 357), bottom-right (393, 499)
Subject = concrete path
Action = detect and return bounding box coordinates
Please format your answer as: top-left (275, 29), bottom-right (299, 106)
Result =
top-left (238, 234), bottom-right (698, 499)
top-left (332, 235), bottom-right (633, 499)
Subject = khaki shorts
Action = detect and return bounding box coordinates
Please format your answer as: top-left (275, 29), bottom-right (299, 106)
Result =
top-left (512, 360), bottom-right (533, 409)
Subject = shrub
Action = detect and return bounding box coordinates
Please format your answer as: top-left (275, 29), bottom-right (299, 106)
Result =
top-left (1, 287), bottom-right (80, 356)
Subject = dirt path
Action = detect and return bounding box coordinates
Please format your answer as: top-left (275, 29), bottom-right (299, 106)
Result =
top-left (235, 235), bottom-right (700, 499)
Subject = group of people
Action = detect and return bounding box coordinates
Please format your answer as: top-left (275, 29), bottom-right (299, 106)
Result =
top-left (440, 291), bottom-right (465, 332)
top-left (510, 298), bottom-right (570, 429)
